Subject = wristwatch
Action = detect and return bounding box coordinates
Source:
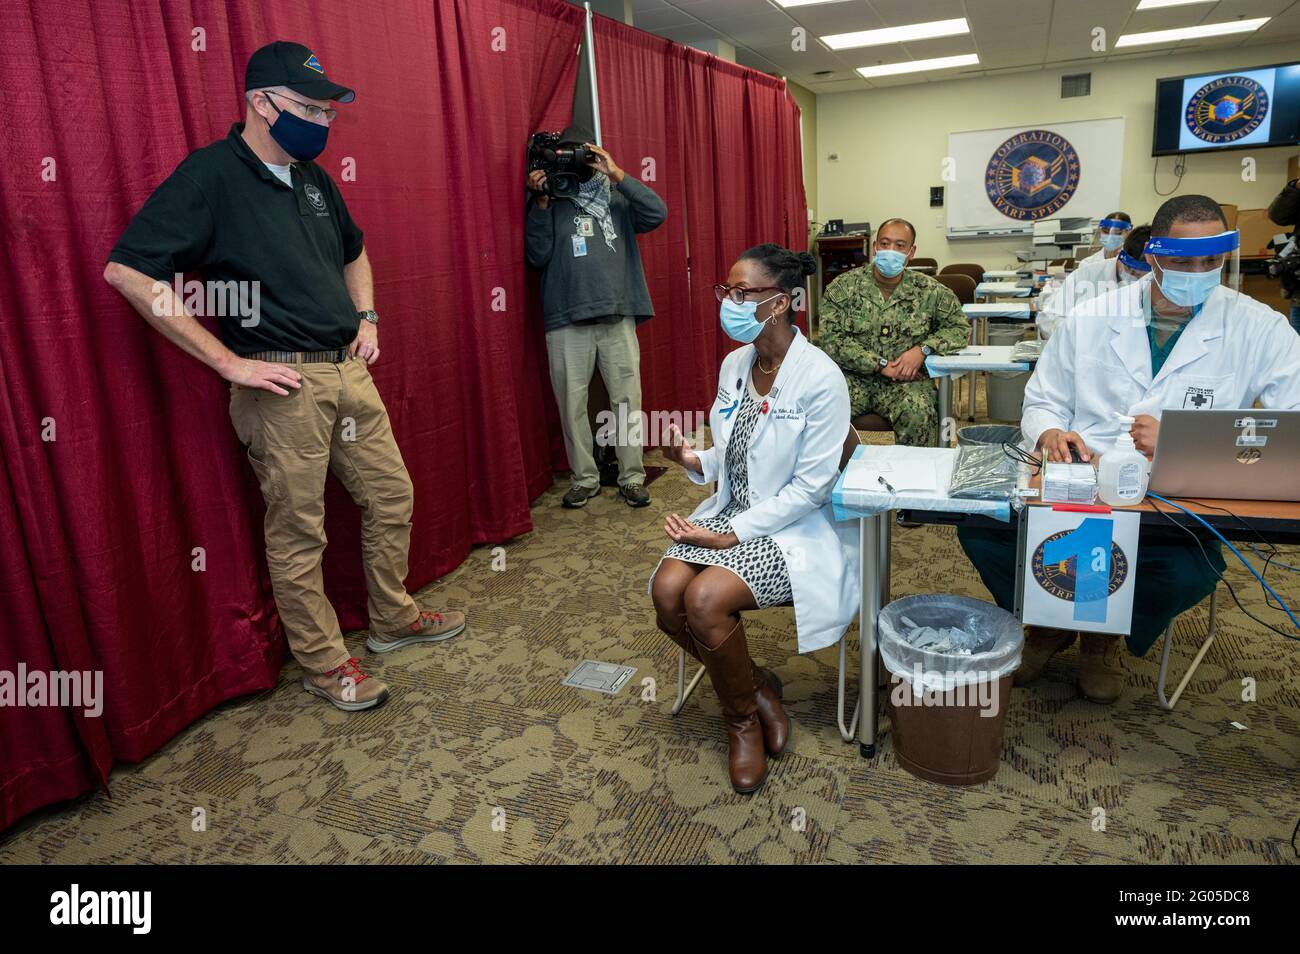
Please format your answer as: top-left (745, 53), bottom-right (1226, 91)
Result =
top-left (920, 344), bottom-right (933, 356)
top-left (357, 310), bottom-right (379, 325)
top-left (876, 356), bottom-right (889, 369)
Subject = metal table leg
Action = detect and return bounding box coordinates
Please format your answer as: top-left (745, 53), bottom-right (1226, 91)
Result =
top-left (936, 375), bottom-right (952, 447)
top-left (858, 513), bottom-right (883, 758)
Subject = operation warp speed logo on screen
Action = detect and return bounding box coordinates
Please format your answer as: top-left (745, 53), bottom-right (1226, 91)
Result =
top-left (1184, 74), bottom-right (1270, 145)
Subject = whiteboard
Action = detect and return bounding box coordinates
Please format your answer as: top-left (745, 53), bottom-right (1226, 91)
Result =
top-left (947, 118), bottom-right (1125, 237)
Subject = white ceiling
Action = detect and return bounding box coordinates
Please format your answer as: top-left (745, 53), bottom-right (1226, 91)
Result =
top-left (627, 0), bottom-right (1300, 91)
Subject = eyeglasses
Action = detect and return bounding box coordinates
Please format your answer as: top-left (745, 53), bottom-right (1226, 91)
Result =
top-left (714, 283), bottom-right (784, 305)
top-left (266, 90), bottom-right (337, 123)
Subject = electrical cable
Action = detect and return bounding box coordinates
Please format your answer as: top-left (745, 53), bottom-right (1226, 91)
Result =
top-left (1001, 440), bottom-right (1041, 475)
top-left (1145, 493), bottom-right (1299, 640)
top-left (1153, 152), bottom-right (1186, 197)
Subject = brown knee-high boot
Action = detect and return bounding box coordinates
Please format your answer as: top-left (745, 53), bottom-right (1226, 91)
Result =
top-left (690, 617), bottom-right (769, 794)
top-left (657, 613), bottom-right (788, 758)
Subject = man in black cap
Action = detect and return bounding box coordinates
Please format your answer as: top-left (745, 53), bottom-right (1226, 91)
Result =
top-left (104, 41), bottom-right (465, 712)
top-left (526, 125), bottom-right (666, 509)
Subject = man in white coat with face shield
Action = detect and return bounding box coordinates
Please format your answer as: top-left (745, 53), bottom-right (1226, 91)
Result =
top-left (959, 194), bottom-right (1300, 704)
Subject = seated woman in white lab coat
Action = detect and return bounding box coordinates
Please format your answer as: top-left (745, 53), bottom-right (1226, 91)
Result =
top-left (958, 194), bottom-right (1300, 705)
top-left (1074, 211), bottom-right (1132, 268)
top-left (650, 244), bottom-right (855, 795)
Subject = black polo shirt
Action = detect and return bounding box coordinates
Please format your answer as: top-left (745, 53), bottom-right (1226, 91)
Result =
top-left (109, 123), bottom-right (365, 354)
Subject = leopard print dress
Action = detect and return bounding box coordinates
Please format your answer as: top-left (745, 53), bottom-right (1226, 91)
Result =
top-left (662, 378), bottom-right (793, 607)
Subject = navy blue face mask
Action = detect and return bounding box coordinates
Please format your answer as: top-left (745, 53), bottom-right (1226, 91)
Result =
top-left (264, 96), bottom-right (329, 161)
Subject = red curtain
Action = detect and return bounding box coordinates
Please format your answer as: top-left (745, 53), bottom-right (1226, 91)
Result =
top-left (589, 22), bottom-right (808, 424)
top-left (0, 0), bottom-right (584, 832)
top-left (675, 51), bottom-right (809, 372)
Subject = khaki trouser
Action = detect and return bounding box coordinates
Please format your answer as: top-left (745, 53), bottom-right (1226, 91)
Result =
top-left (229, 355), bottom-right (418, 673)
top-left (545, 317), bottom-right (646, 490)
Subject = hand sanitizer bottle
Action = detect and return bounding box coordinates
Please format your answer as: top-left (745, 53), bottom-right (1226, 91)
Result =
top-left (1098, 414), bottom-right (1150, 506)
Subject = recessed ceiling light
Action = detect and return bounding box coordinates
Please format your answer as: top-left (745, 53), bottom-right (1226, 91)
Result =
top-left (824, 18), bottom-right (969, 51)
top-left (857, 54), bottom-right (980, 78)
top-left (1115, 17), bottom-right (1270, 47)
top-left (1135, 0), bottom-right (1215, 9)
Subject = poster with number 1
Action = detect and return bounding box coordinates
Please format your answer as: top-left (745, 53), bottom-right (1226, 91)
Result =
top-left (1020, 505), bottom-right (1141, 635)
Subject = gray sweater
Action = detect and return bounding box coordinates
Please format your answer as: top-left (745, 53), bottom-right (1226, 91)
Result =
top-left (525, 176), bottom-right (667, 330)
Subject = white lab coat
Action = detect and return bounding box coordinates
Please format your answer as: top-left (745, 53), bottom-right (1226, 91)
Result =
top-left (1022, 277), bottom-right (1300, 456)
top-left (1036, 256), bottom-right (1121, 339)
top-left (1076, 248), bottom-right (1107, 268)
top-left (653, 327), bottom-right (859, 654)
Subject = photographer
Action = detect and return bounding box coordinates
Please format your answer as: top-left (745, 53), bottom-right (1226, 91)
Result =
top-left (525, 125), bottom-right (667, 509)
top-left (1267, 176), bottom-right (1299, 334)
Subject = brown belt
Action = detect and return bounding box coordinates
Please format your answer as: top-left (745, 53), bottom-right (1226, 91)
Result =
top-left (243, 348), bottom-right (349, 364)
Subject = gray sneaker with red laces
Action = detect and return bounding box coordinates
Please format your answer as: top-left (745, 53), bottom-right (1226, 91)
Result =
top-left (367, 609), bottom-right (467, 654)
top-left (302, 657), bottom-right (390, 711)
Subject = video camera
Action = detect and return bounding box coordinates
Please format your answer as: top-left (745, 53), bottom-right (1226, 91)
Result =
top-left (1266, 233), bottom-right (1298, 298)
top-left (527, 131), bottom-right (597, 199)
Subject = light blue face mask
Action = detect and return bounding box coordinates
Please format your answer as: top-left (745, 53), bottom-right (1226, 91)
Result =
top-left (1153, 261), bottom-right (1222, 308)
top-left (719, 293), bottom-right (782, 343)
top-left (1099, 232), bottom-right (1126, 251)
top-left (874, 249), bottom-right (907, 278)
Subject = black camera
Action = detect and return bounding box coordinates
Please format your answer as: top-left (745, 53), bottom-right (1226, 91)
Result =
top-left (1266, 234), bottom-right (1298, 297)
top-left (527, 131), bottom-right (596, 199)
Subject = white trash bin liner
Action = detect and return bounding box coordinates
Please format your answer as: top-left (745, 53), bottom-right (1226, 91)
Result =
top-left (879, 594), bottom-right (1023, 694)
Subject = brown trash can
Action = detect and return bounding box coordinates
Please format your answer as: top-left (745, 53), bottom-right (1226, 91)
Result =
top-left (878, 594), bottom-right (1023, 786)
top-left (887, 673), bottom-right (1015, 785)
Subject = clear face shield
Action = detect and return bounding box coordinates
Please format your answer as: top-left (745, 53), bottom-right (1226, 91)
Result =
top-left (1144, 230), bottom-right (1241, 311)
top-left (1094, 217), bottom-right (1132, 254)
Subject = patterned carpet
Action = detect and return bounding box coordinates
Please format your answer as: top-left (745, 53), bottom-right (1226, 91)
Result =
top-left (3, 418), bottom-right (1298, 864)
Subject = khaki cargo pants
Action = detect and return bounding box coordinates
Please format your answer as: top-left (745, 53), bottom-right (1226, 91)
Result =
top-left (229, 354), bottom-right (419, 673)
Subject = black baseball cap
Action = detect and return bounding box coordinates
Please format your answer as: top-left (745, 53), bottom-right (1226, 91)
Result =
top-left (245, 41), bottom-right (355, 103)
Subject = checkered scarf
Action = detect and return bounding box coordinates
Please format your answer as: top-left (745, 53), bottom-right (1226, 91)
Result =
top-left (571, 171), bottom-right (618, 251)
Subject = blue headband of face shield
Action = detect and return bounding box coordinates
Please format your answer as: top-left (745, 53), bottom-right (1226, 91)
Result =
top-left (1098, 218), bottom-right (1131, 232)
top-left (1142, 230), bottom-right (1240, 257)
top-left (1117, 249), bottom-right (1150, 273)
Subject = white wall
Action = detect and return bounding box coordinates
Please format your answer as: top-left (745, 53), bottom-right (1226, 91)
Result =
top-left (816, 41), bottom-right (1300, 270)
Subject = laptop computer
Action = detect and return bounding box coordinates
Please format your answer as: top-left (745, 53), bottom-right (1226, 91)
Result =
top-left (1148, 409), bottom-right (1300, 501)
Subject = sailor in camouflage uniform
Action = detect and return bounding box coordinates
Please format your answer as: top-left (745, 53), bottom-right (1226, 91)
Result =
top-left (819, 218), bottom-right (970, 446)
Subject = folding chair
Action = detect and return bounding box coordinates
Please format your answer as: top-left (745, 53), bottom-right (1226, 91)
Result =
top-left (1155, 588), bottom-right (1219, 710)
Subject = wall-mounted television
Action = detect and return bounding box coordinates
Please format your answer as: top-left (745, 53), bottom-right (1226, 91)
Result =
top-left (1152, 61), bottom-right (1300, 156)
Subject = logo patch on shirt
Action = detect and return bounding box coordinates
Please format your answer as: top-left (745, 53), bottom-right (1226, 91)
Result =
top-left (303, 182), bottom-right (329, 215)
top-left (1182, 386), bottom-right (1214, 409)
top-left (303, 53), bottom-right (325, 74)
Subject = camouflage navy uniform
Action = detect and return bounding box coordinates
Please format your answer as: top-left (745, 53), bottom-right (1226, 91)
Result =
top-left (818, 266), bottom-right (969, 446)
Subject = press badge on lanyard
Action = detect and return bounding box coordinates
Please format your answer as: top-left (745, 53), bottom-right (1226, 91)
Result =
top-left (572, 215), bottom-right (594, 257)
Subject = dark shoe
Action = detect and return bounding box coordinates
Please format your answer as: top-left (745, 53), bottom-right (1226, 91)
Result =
top-left (561, 484), bottom-right (600, 508)
top-left (753, 664), bottom-right (790, 758)
top-left (619, 483), bottom-right (651, 507)
top-left (1078, 633), bottom-right (1125, 704)
top-left (1014, 626), bottom-right (1076, 687)
top-left (690, 618), bottom-right (767, 794)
